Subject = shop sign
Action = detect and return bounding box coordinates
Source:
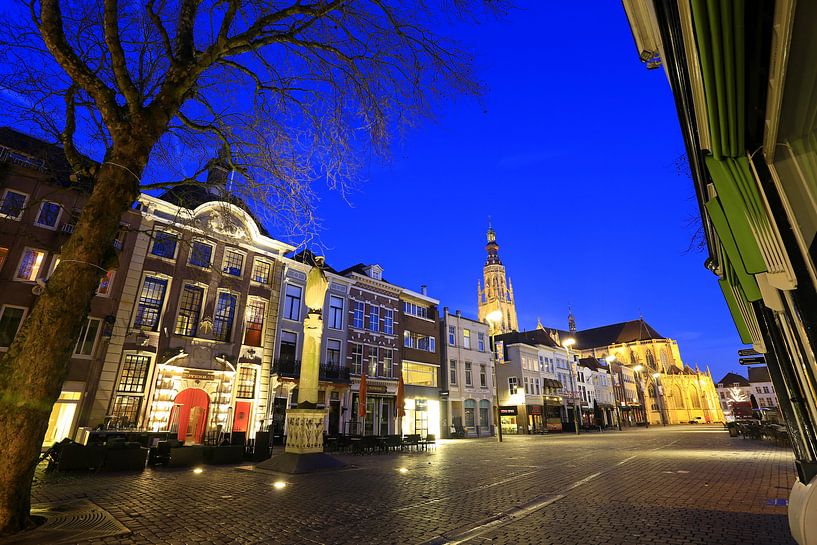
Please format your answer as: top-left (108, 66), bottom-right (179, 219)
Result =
top-left (368, 385), bottom-right (388, 393)
top-left (183, 370), bottom-right (215, 382)
top-left (528, 405), bottom-right (542, 415)
top-left (499, 406), bottom-right (517, 416)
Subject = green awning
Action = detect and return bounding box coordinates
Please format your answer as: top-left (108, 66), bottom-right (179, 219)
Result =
top-left (705, 196), bottom-right (761, 301)
top-left (704, 155), bottom-right (767, 275)
top-left (691, 0), bottom-right (745, 160)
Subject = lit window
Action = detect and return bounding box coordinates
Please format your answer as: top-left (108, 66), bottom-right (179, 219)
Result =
top-left (252, 259), bottom-right (271, 283)
top-left (111, 395), bottom-right (141, 425)
top-left (15, 248), bottom-right (46, 281)
top-left (382, 349), bottom-right (393, 378)
top-left (150, 231), bottom-right (177, 259)
top-left (236, 367), bottom-right (257, 398)
top-left (222, 249), bottom-right (244, 276)
top-left (328, 296), bottom-right (344, 330)
top-left (463, 329), bottom-right (471, 349)
top-left (96, 270), bottom-right (115, 296)
top-left (189, 241), bottom-right (213, 268)
top-left (117, 354), bottom-right (151, 393)
top-left (244, 299), bottom-right (266, 347)
top-left (213, 292), bottom-right (238, 342)
top-left (133, 276), bottom-right (168, 331)
top-left (464, 399), bottom-right (476, 428)
top-left (351, 343), bottom-right (363, 374)
top-left (0, 306), bottom-right (26, 348)
top-left (368, 346), bottom-right (378, 376)
top-left (74, 318), bottom-right (101, 356)
top-left (0, 190), bottom-right (27, 219)
top-left (284, 284), bottom-right (302, 321)
top-left (35, 201), bottom-right (61, 228)
top-left (174, 284), bottom-right (204, 336)
top-left (508, 376), bottom-right (518, 395)
top-left (402, 361), bottom-right (438, 387)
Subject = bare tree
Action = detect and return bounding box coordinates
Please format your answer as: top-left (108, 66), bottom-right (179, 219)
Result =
top-left (0, 0), bottom-right (503, 533)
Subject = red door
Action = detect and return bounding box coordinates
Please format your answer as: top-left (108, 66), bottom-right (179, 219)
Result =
top-left (232, 401), bottom-right (252, 433)
top-left (174, 388), bottom-right (210, 444)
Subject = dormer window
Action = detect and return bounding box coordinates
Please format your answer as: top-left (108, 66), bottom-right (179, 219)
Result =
top-left (366, 264), bottom-right (383, 280)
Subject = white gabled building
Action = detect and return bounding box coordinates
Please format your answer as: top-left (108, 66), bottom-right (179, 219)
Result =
top-left (441, 309), bottom-right (494, 437)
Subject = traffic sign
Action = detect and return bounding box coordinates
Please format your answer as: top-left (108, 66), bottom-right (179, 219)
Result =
top-left (739, 356), bottom-right (766, 366)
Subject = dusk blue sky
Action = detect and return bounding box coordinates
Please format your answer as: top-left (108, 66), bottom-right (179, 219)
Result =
top-left (306, 2), bottom-right (746, 381)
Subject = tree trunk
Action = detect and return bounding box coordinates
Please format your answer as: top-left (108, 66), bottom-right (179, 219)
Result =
top-left (0, 143), bottom-right (149, 535)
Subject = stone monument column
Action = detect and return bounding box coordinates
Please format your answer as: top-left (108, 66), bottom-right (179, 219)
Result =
top-left (259, 256), bottom-right (345, 472)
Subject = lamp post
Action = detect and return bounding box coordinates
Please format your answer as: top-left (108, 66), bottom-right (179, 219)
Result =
top-left (563, 338), bottom-right (579, 435)
top-left (485, 310), bottom-right (504, 442)
top-left (633, 364), bottom-right (648, 428)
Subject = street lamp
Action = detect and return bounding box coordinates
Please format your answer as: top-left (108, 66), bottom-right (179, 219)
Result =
top-left (563, 338), bottom-right (579, 436)
top-left (633, 364), bottom-right (648, 427)
top-left (485, 310), bottom-right (503, 443)
top-left (605, 355), bottom-right (622, 431)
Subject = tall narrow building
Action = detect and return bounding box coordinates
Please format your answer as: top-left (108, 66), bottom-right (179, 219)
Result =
top-left (477, 222), bottom-right (519, 333)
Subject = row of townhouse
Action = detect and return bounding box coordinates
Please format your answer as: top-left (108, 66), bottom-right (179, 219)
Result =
top-left (0, 127), bottom-right (495, 445)
top-left (490, 328), bottom-right (628, 434)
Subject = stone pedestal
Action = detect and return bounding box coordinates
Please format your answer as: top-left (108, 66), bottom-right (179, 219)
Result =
top-left (284, 408), bottom-right (327, 454)
top-left (255, 408), bottom-right (346, 474)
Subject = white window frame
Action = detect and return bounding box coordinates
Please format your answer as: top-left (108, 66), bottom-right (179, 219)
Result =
top-left (448, 325), bottom-right (456, 346)
top-left (14, 247), bottom-right (47, 282)
top-left (222, 247), bottom-right (246, 278)
top-left (383, 308), bottom-right (393, 335)
top-left (353, 301), bottom-right (364, 329)
top-left (283, 283), bottom-right (303, 321)
top-left (188, 239), bottom-right (214, 269)
top-left (463, 329), bottom-right (471, 349)
top-left (149, 230), bottom-right (179, 261)
top-left (328, 295), bottom-right (344, 330)
top-left (251, 257), bottom-right (273, 284)
top-left (0, 189), bottom-right (28, 221)
top-left (0, 305), bottom-right (28, 350)
top-left (73, 317), bottom-right (102, 358)
top-left (130, 272), bottom-right (172, 331)
top-left (34, 200), bottom-right (63, 230)
top-left (173, 281), bottom-right (208, 337)
top-left (368, 305), bottom-right (380, 332)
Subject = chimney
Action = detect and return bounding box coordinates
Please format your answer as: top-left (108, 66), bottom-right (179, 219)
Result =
top-left (456, 309), bottom-right (461, 317)
top-left (420, 284), bottom-right (428, 296)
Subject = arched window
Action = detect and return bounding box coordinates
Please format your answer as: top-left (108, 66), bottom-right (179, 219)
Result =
top-left (690, 386), bottom-right (701, 409)
top-left (630, 350), bottom-right (639, 364)
top-left (464, 399), bottom-right (476, 428)
top-left (646, 350), bottom-right (656, 368)
top-left (672, 385), bottom-right (685, 409)
top-left (660, 349), bottom-right (669, 368)
top-left (479, 399), bottom-right (491, 428)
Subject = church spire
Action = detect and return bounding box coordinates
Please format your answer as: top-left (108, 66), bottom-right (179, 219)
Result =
top-left (568, 306), bottom-right (576, 333)
top-left (478, 221), bottom-right (519, 333)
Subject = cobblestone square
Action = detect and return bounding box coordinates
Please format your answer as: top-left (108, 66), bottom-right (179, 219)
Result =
top-left (28, 426), bottom-right (795, 545)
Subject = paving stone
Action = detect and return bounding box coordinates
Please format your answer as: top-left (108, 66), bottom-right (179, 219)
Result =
top-left (30, 426), bottom-right (796, 544)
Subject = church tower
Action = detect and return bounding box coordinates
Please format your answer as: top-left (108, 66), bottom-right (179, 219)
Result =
top-left (478, 221), bottom-right (519, 333)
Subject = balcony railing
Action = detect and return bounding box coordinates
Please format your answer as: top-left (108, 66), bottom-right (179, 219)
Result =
top-left (272, 358), bottom-right (351, 383)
